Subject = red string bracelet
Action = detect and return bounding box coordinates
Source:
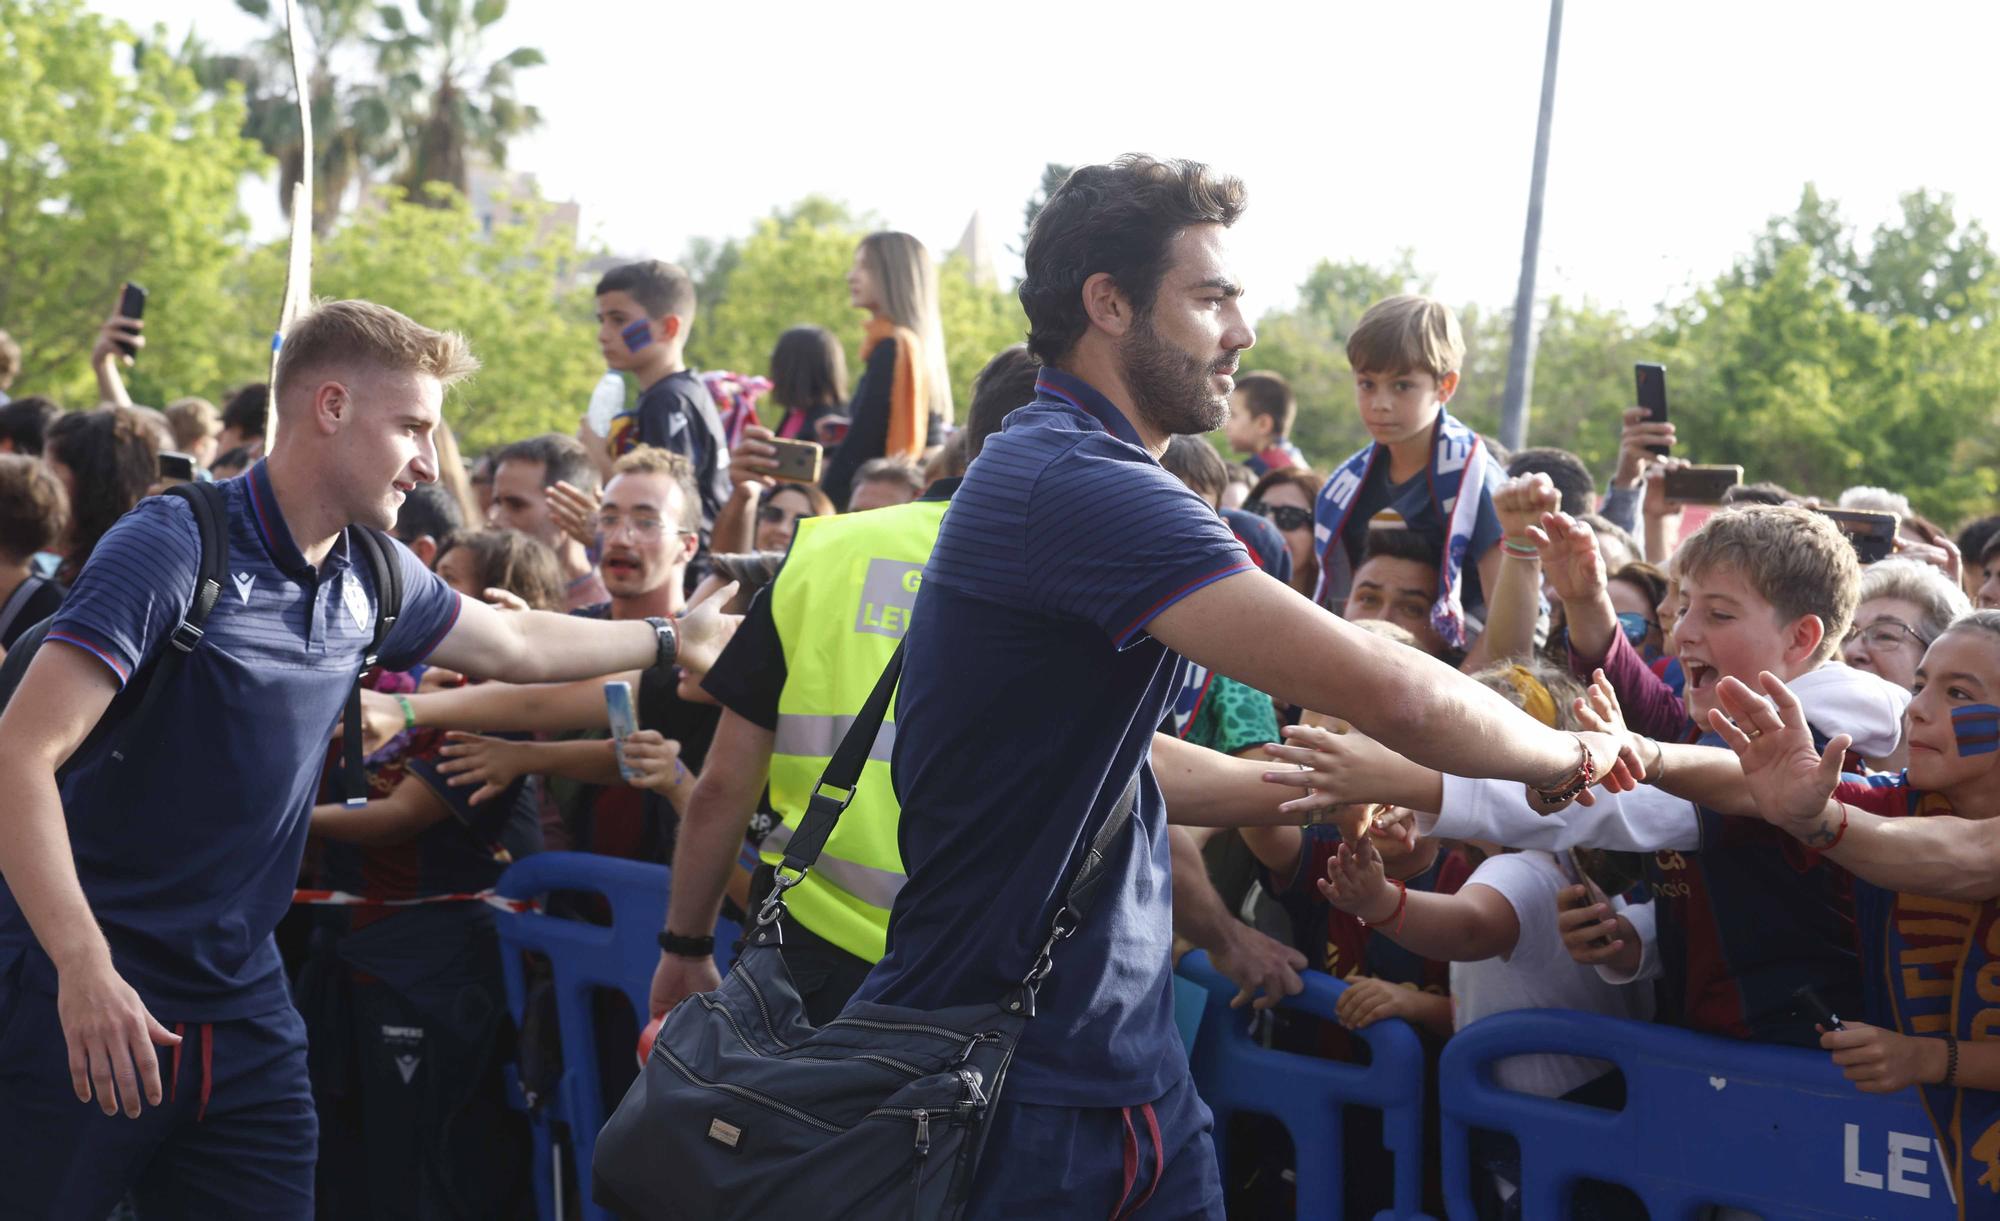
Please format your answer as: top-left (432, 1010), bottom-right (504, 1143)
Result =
top-left (1361, 879), bottom-right (1408, 933)
top-left (1823, 802), bottom-right (1851, 852)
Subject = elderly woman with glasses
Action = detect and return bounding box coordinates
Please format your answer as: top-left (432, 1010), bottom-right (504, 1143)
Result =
top-left (1843, 558), bottom-right (1972, 694)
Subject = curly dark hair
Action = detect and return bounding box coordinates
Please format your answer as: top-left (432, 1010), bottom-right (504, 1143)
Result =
top-left (1019, 155), bottom-right (1247, 365)
top-left (46, 407), bottom-right (160, 580)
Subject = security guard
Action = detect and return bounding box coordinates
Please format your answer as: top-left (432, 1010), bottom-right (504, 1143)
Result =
top-left (648, 346), bottom-right (1038, 1022)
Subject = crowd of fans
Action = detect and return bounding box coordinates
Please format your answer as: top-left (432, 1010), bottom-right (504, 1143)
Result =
top-left (1, 200), bottom-right (1998, 1220)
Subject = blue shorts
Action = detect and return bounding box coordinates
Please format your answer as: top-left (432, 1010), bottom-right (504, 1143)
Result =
top-left (0, 961), bottom-right (315, 1221)
top-left (966, 1072), bottom-right (1223, 1220)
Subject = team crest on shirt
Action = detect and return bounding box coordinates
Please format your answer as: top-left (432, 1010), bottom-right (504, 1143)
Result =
top-left (343, 574), bottom-right (371, 632)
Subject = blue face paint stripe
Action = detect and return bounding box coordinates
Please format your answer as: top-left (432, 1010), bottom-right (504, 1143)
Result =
top-left (1951, 704), bottom-right (2000, 757)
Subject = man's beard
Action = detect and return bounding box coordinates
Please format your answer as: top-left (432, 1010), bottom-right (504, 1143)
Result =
top-left (1119, 312), bottom-right (1232, 437)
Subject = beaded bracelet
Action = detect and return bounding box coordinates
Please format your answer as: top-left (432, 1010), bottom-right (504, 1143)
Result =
top-left (1945, 1034), bottom-right (1960, 1087)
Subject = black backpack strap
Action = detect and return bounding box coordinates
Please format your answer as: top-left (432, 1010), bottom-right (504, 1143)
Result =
top-left (1009, 771), bottom-right (1141, 1015)
top-left (338, 526), bottom-right (403, 806)
top-left (121, 482), bottom-right (230, 734)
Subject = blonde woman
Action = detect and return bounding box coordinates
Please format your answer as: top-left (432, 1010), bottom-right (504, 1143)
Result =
top-left (820, 231), bottom-right (953, 507)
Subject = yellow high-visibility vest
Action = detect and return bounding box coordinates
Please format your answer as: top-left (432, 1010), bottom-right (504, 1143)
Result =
top-left (763, 498), bottom-right (947, 962)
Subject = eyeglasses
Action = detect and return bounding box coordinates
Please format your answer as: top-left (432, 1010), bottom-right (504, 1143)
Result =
top-left (1842, 619), bottom-right (1931, 653)
top-left (1245, 499), bottom-right (1313, 533)
top-left (595, 510), bottom-right (671, 540)
top-left (757, 505), bottom-right (817, 526)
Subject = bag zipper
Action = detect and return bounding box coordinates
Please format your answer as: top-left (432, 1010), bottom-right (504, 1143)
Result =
top-left (657, 1045), bottom-right (843, 1134)
top-left (826, 1016), bottom-right (978, 1043)
top-left (739, 966), bottom-right (792, 1047)
top-left (694, 993), bottom-right (761, 1055)
top-left (910, 1107), bottom-right (930, 1215)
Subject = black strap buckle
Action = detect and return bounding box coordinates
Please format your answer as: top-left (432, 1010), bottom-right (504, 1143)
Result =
top-left (166, 620), bottom-right (205, 653)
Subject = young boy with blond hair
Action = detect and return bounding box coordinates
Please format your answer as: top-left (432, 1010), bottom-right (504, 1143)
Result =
top-left (1312, 296), bottom-right (1504, 651)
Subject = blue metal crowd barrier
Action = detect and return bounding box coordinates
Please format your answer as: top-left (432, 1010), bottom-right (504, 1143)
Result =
top-left (492, 852), bottom-right (740, 1221)
top-left (1440, 1009), bottom-right (1955, 1219)
top-left (1179, 951), bottom-right (1430, 1220)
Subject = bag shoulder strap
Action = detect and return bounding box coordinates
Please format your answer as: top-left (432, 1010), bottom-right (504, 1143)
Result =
top-left (0, 575), bottom-right (46, 643)
top-left (348, 525), bottom-right (402, 664)
top-left (773, 638), bottom-right (904, 879)
top-left (338, 525), bottom-right (404, 807)
top-left (121, 482), bottom-right (230, 730)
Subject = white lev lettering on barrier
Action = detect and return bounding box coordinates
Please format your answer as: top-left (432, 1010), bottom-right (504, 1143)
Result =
top-left (1843, 1122), bottom-right (1948, 1199)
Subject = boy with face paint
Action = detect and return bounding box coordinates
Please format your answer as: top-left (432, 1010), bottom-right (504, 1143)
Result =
top-left (594, 261), bottom-right (733, 536)
top-left (1618, 612), bottom-right (2000, 1216)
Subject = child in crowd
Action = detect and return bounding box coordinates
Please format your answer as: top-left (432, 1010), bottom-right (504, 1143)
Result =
top-left (1586, 613), bottom-right (2000, 1214)
top-left (593, 260), bottom-right (734, 532)
top-left (1224, 370), bottom-right (1306, 476)
top-left (1318, 661), bottom-right (1653, 1219)
top-left (1313, 295), bottom-right (1505, 652)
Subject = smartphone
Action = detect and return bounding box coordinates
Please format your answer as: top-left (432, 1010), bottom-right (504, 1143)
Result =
top-left (158, 451), bottom-right (197, 484)
top-left (605, 680), bottom-right (640, 781)
top-left (1634, 362), bottom-right (1668, 456)
top-left (1569, 846), bottom-right (1648, 902)
top-left (117, 282), bottom-right (148, 358)
top-left (766, 437), bottom-right (823, 484)
top-left (1661, 463), bottom-right (1743, 504)
top-left (620, 318), bottom-right (653, 355)
top-left (1793, 985), bottom-right (1845, 1032)
top-left (1815, 508), bottom-right (1898, 564)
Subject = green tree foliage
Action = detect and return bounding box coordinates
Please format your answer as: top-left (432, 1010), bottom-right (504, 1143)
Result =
top-left (0, 0), bottom-right (267, 407)
top-left (194, 0), bottom-right (394, 237)
top-left (373, 0), bottom-right (545, 200)
top-left (688, 198), bottom-right (1026, 421)
top-left (292, 186), bottom-right (602, 450)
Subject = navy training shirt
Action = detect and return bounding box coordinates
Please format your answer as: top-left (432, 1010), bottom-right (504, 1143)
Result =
top-left (853, 367), bottom-right (1254, 1107)
top-left (0, 462), bottom-right (462, 1020)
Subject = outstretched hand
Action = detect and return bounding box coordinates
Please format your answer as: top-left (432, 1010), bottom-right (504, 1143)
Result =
top-left (673, 581), bottom-right (741, 677)
top-left (1530, 511), bottom-right (1608, 606)
top-left (1709, 672), bottom-right (1851, 837)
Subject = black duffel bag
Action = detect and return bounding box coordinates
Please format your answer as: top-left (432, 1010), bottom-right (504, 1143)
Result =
top-left (593, 641), bottom-right (1137, 1220)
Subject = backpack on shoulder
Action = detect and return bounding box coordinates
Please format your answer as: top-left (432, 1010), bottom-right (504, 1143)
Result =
top-left (0, 481), bottom-right (402, 799)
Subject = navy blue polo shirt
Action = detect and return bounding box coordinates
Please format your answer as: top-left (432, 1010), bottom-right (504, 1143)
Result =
top-left (853, 367), bottom-right (1253, 1108)
top-left (0, 462), bottom-right (461, 1021)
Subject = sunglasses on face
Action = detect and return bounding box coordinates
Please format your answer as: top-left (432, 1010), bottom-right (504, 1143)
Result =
top-left (758, 505), bottom-right (816, 526)
top-left (1245, 499), bottom-right (1313, 533)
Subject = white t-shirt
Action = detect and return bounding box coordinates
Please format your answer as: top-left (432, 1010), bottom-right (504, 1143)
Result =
top-left (1450, 851), bottom-right (1654, 1099)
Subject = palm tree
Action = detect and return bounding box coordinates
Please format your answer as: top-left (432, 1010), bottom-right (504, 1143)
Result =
top-left (373, 0), bottom-right (544, 201)
top-left (194, 0), bottom-right (397, 236)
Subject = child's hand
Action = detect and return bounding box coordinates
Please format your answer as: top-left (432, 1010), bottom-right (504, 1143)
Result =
top-left (621, 730), bottom-right (688, 795)
top-left (1709, 671), bottom-right (1851, 838)
top-left (1529, 511), bottom-right (1608, 606)
top-left (1554, 883), bottom-right (1637, 971)
top-left (1263, 723), bottom-right (1400, 816)
top-left (436, 732), bottom-right (530, 805)
top-left (1334, 976), bottom-right (1420, 1031)
top-left (1821, 1022), bottom-right (1946, 1094)
top-left (1494, 472), bottom-right (1562, 543)
top-left (1316, 837), bottom-right (1396, 921)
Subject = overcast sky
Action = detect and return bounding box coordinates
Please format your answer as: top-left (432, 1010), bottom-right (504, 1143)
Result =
top-left (92, 0), bottom-right (2000, 321)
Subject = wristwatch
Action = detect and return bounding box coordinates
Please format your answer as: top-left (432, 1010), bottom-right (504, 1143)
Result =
top-left (658, 931), bottom-right (715, 958)
top-left (644, 615), bottom-right (677, 672)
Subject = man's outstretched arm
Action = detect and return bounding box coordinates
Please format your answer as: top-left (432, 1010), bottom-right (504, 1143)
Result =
top-left (427, 579), bottom-right (738, 684)
top-left (1149, 569), bottom-right (1639, 793)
